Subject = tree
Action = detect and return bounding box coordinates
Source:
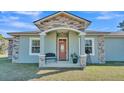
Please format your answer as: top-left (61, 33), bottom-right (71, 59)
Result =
top-left (117, 20), bottom-right (124, 31)
top-left (0, 34), bottom-right (3, 39)
top-left (0, 34), bottom-right (8, 54)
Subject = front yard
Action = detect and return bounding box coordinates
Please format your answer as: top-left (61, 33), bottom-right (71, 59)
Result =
top-left (0, 56), bottom-right (124, 81)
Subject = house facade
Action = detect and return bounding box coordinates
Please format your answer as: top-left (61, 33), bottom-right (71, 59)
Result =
top-left (8, 12), bottom-right (124, 68)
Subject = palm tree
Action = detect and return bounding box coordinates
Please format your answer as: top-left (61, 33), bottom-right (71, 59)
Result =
top-left (117, 20), bottom-right (124, 31)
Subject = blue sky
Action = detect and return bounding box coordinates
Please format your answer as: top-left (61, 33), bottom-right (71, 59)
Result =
top-left (0, 11), bottom-right (124, 37)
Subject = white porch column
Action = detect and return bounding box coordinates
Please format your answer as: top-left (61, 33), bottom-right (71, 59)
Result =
top-left (39, 32), bottom-right (46, 68)
top-left (79, 32), bottom-right (86, 67)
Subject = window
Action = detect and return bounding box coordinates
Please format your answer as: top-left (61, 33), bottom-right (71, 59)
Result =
top-left (30, 38), bottom-right (40, 55)
top-left (85, 38), bottom-right (94, 55)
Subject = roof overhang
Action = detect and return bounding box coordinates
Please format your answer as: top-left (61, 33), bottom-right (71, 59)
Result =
top-left (7, 30), bottom-right (124, 37)
top-left (7, 31), bottom-right (40, 36)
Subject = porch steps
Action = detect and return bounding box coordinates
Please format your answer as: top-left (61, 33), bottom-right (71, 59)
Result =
top-left (40, 61), bottom-right (83, 68)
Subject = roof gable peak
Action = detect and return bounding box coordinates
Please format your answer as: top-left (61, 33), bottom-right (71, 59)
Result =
top-left (34, 11), bottom-right (91, 31)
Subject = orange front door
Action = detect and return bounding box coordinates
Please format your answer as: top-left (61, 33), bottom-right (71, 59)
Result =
top-left (59, 39), bottom-right (66, 61)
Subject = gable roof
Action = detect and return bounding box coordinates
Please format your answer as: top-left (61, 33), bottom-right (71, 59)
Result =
top-left (34, 11), bottom-right (91, 23)
top-left (33, 11), bottom-right (91, 30)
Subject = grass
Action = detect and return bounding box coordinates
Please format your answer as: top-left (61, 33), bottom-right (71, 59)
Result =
top-left (0, 56), bottom-right (124, 81)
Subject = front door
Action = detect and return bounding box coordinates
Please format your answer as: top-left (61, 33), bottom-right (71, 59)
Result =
top-left (59, 39), bottom-right (66, 61)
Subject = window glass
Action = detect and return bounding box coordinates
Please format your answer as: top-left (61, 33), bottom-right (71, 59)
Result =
top-left (85, 39), bottom-right (93, 54)
top-left (60, 44), bottom-right (64, 52)
top-left (32, 40), bottom-right (40, 47)
top-left (85, 40), bottom-right (92, 46)
top-left (31, 39), bottom-right (40, 53)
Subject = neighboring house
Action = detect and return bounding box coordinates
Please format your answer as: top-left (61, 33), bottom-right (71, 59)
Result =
top-left (7, 11), bottom-right (124, 68)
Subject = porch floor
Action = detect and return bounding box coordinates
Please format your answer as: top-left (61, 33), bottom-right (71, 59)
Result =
top-left (41, 61), bottom-right (82, 68)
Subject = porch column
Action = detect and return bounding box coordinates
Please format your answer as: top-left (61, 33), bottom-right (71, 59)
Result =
top-left (79, 32), bottom-right (86, 67)
top-left (39, 32), bottom-right (46, 68)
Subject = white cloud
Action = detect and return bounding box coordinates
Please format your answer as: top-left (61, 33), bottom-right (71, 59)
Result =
top-left (96, 16), bottom-right (112, 20)
top-left (9, 16), bottom-right (19, 20)
top-left (84, 11), bottom-right (111, 14)
top-left (98, 11), bottom-right (112, 15)
top-left (88, 27), bottom-right (113, 32)
top-left (0, 15), bottom-right (37, 30)
top-left (14, 11), bottom-right (42, 16)
top-left (0, 16), bottom-right (19, 22)
top-left (83, 11), bottom-right (124, 20)
top-left (10, 21), bottom-right (36, 29)
top-left (0, 11), bottom-right (42, 37)
top-left (1, 11), bottom-right (43, 20)
top-left (98, 27), bottom-right (112, 31)
top-left (96, 12), bottom-right (124, 20)
top-left (0, 29), bottom-right (18, 33)
top-left (0, 29), bottom-right (21, 37)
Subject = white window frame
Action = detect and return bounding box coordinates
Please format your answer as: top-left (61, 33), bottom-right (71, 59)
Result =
top-left (85, 38), bottom-right (95, 56)
top-left (29, 38), bottom-right (40, 55)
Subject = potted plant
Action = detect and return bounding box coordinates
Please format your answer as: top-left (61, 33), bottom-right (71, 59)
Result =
top-left (71, 53), bottom-right (78, 64)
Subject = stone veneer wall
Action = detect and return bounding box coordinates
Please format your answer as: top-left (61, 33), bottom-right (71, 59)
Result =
top-left (8, 39), bottom-right (13, 59)
top-left (98, 35), bottom-right (105, 64)
top-left (37, 15), bottom-right (85, 30)
top-left (12, 36), bottom-right (20, 63)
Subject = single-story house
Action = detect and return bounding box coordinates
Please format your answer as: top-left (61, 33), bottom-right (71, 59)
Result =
top-left (7, 11), bottom-right (124, 68)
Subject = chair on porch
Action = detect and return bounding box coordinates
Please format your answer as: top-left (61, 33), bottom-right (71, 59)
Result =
top-left (45, 53), bottom-right (57, 64)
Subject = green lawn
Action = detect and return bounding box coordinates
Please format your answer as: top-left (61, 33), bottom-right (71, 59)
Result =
top-left (0, 56), bottom-right (124, 81)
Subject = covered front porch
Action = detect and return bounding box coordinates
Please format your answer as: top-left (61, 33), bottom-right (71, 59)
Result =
top-left (39, 27), bottom-right (86, 68)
